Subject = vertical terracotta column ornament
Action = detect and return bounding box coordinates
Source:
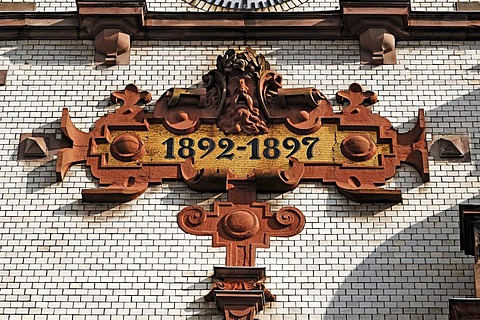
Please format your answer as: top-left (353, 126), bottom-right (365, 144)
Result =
top-left (459, 206), bottom-right (480, 297)
top-left (341, 0), bottom-right (409, 64)
top-left (450, 206), bottom-right (480, 319)
top-left (0, 70), bottom-right (6, 85)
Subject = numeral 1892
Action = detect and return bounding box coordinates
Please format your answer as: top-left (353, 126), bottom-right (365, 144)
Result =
top-left (162, 137), bottom-right (319, 160)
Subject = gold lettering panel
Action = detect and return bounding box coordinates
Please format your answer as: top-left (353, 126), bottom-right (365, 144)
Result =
top-left (95, 123), bottom-right (391, 178)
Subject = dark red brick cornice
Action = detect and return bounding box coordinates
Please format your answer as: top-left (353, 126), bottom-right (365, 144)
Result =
top-left (1, 1), bottom-right (480, 40)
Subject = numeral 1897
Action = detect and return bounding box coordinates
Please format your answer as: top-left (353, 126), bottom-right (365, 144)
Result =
top-left (162, 137), bottom-right (319, 160)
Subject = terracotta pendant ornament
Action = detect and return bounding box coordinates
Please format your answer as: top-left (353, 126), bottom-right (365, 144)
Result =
top-left (52, 48), bottom-right (429, 320)
top-left (178, 201), bottom-right (305, 267)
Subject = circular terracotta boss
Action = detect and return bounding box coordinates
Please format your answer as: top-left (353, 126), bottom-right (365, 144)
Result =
top-left (223, 210), bottom-right (259, 240)
top-left (110, 133), bottom-right (146, 162)
top-left (340, 134), bottom-right (377, 162)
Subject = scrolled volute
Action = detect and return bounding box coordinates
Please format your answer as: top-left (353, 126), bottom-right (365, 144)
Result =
top-left (272, 206), bottom-right (306, 236)
top-left (177, 206), bottom-right (207, 234)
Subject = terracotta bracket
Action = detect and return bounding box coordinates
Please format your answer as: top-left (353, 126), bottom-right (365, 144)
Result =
top-left (76, 0), bottom-right (146, 65)
top-left (94, 28), bottom-right (131, 66)
top-left (205, 267), bottom-right (274, 320)
top-left (77, 0), bottom-right (146, 38)
top-left (358, 28), bottom-right (397, 65)
top-left (341, 0), bottom-right (409, 64)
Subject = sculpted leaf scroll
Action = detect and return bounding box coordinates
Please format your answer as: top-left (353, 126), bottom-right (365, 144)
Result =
top-left (55, 48), bottom-right (429, 204)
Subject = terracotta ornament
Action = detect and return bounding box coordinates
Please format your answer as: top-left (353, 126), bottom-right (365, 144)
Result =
top-left (0, 70), bottom-right (6, 86)
top-left (23, 137), bottom-right (49, 158)
top-left (178, 202), bottom-right (305, 267)
top-left (359, 28), bottom-right (396, 64)
top-left (94, 28), bottom-right (131, 66)
top-left (56, 48), bottom-right (429, 204)
top-left (18, 133), bottom-right (71, 161)
top-left (429, 134), bottom-right (470, 162)
top-left (204, 267), bottom-right (275, 320)
top-left (53, 48), bottom-right (429, 319)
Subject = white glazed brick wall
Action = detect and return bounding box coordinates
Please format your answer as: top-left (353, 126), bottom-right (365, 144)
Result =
top-left (146, 0), bottom-right (339, 12)
top-left (0, 0), bottom-right (475, 12)
top-left (0, 40), bottom-right (479, 319)
top-left (144, 0), bottom-right (470, 12)
top-left (411, 0), bottom-right (458, 11)
top-left (0, 0), bottom-right (76, 12)
top-left (167, 0), bottom-right (471, 12)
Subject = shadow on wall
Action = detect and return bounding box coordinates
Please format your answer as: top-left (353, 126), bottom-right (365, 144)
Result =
top-left (322, 201), bottom-right (476, 320)
top-left (320, 79), bottom-right (480, 317)
top-left (7, 44), bottom-right (480, 319)
top-left (1, 42), bottom-right (95, 66)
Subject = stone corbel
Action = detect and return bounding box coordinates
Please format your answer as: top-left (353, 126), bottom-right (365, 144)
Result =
top-left (359, 28), bottom-right (396, 65)
top-left (94, 28), bottom-right (131, 66)
top-left (341, 0), bottom-right (409, 64)
top-left (76, 0), bottom-right (146, 65)
top-left (205, 267), bottom-right (275, 320)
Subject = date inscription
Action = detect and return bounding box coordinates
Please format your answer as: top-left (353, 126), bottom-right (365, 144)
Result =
top-left (96, 124), bottom-right (387, 177)
top-left (161, 137), bottom-right (320, 160)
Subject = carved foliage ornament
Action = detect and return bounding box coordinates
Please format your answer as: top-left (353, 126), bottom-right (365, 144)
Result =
top-left (57, 47), bottom-right (429, 204)
top-left (54, 48), bottom-right (430, 320)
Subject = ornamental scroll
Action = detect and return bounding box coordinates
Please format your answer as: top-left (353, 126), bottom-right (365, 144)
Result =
top-left (57, 47), bottom-right (429, 204)
top-left (55, 48), bottom-right (429, 320)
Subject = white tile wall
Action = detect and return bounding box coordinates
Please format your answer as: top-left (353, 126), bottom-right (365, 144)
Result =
top-left (0, 0), bottom-right (474, 12)
top-left (411, 0), bottom-right (459, 11)
top-left (0, 0), bottom-right (76, 12)
top-left (145, 0), bottom-right (339, 12)
top-left (0, 40), bottom-right (479, 319)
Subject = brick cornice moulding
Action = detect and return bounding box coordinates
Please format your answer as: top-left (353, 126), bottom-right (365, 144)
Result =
top-left (76, 0), bottom-right (146, 38)
top-left (1, 9), bottom-right (480, 40)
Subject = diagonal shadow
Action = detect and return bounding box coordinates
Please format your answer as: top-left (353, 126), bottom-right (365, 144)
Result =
top-left (323, 199), bottom-right (478, 319)
top-left (319, 72), bottom-right (480, 317)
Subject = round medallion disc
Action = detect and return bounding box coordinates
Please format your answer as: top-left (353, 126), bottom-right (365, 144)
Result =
top-left (110, 133), bottom-right (146, 162)
top-left (223, 210), bottom-right (259, 240)
top-left (340, 134), bottom-right (377, 162)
